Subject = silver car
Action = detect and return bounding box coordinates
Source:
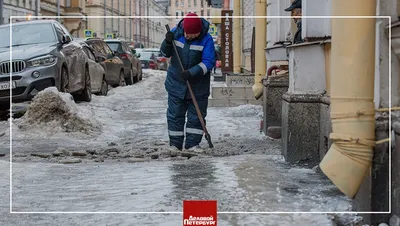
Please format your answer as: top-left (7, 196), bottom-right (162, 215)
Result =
top-left (79, 41), bottom-right (108, 96)
top-left (0, 20), bottom-right (91, 110)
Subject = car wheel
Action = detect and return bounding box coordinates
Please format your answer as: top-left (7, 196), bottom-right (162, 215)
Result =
top-left (119, 70), bottom-right (126, 87)
top-left (133, 70), bottom-right (139, 83)
top-left (79, 67), bottom-right (92, 102)
top-left (126, 68), bottom-right (134, 85)
top-left (99, 75), bottom-right (108, 96)
top-left (60, 66), bottom-right (69, 93)
top-left (77, 68), bottom-right (92, 102)
top-left (139, 70), bottom-right (143, 81)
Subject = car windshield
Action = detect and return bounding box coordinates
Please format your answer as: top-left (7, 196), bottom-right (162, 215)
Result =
top-left (106, 42), bottom-right (121, 52)
top-left (0, 23), bottom-right (57, 48)
top-left (140, 52), bottom-right (154, 60)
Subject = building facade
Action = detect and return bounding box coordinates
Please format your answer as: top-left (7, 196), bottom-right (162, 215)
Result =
top-left (168, 0), bottom-right (213, 27)
top-left (1, 0), bottom-right (37, 24)
top-left (1, 0), bottom-right (88, 38)
top-left (85, 0), bottom-right (169, 47)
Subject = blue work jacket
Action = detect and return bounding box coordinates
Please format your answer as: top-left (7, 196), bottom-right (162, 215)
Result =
top-left (160, 18), bottom-right (216, 99)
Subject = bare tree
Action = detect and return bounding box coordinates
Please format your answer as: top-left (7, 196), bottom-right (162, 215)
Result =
top-left (69, 21), bottom-right (83, 36)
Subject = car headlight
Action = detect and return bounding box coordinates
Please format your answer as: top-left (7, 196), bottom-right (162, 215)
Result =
top-left (27, 55), bottom-right (57, 67)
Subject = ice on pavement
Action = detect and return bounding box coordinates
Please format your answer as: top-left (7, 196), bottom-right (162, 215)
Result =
top-left (224, 104), bottom-right (263, 118)
top-left (14, 87), bottom-right (102, 135)
top-left (0, 69), bottom-right (361, 225)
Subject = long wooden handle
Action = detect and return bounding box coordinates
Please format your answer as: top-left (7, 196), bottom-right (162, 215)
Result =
top-left (165, 25), bottom-right (209, 135)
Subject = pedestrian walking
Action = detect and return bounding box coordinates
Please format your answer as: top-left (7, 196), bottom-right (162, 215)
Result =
top-left (213, 46), bottom-right (220, 74)
top-left (160, 13), bottom-right (216, 152)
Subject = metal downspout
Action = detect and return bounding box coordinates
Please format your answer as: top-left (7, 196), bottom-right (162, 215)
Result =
top-left (252, 0), bottom-right (267, 99)
top-left (319, 0), bottom-right (377, 198)
top-left (233, 0), bottom-right (241, 73)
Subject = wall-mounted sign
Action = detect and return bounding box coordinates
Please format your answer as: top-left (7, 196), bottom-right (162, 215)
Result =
top-left (209, 24), bottom-right (217, 36)
top-left (105, 34), bottom-right (113, 39)
top-left (221, 10), bottom-right (233, 73)
top-left (84, 29), bottom-right (93, 38)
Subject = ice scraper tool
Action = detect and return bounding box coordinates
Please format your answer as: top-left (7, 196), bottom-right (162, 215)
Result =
top-left (165, 24), bottom-right (214, 149)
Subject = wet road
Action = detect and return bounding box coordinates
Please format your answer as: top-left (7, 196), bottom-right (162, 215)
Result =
top-left (0, 70), bottom-right (355, 225)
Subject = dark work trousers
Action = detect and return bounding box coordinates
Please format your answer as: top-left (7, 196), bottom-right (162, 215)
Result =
top-left (167, 93), bottom-right (208, 150)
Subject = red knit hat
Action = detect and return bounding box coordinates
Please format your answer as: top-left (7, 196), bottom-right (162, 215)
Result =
top-left (183, 13), bottom-right (202, 34)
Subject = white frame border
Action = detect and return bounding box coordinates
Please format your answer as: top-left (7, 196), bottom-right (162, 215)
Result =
top-left (8, 15), bottom-right (392, 214)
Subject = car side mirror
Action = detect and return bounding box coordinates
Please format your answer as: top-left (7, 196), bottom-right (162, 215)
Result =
top-left (96, 56), bottom-right (106, 62)
top-left (137, 53), bottom-right (140, 58)
top-left (61, 35), bottom-right (71, 44)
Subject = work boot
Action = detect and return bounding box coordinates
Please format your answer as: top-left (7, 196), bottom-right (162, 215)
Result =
top-left (167, 145), bottom-right (181, 156)
top-left (185, 145), bottom-right (206, 154)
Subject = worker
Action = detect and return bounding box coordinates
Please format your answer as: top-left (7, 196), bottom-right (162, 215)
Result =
top-left (160, 13), bottom-right (216, 152)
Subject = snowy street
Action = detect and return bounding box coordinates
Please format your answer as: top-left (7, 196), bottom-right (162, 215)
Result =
top-left (0, 70), bottom-right (357, 225)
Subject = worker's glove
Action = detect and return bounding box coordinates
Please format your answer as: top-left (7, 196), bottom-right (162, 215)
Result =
top-left (181, 70), bottom-right (191, 81)
top-left (165, 31), bottom-right (174, 44)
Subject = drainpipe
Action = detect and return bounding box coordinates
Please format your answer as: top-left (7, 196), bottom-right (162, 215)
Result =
top-left (0, 0), bottom-right (3, 25)
top-left (57, 0), bottom-right (60, 21)
top-left (103, 0), bottom-right (107, 38)
top-left (118, 0), bottom-right (120, 37)
top-left (319, 0), bottom-right (376, 198)
top-left (111, 0), bottom-right (114, 30)
top-left (233, 0), bottom-right (241, 73)
top-left (35, 0), bottom-right (40, 17)
top-left (252, 0), bottom-right (267, 99)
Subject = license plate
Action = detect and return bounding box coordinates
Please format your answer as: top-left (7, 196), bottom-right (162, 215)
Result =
top-left (0, 81), bottom-right (16, 91)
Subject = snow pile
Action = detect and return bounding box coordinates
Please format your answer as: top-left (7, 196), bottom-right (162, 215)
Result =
top-left (17, 87), bottom-right (102, 135)
top-left (224, 104), bottom-right (263, 117)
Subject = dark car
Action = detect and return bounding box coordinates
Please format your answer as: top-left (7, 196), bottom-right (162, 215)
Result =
top-left (142, 48), bottom-right (168, 71)
top-left (78, 41), bottom-right (108, 96)
top-left (105, 39), bottom-right (139, 85)
top-left (84, 38), bottom-right (125, 87)
top-left (140, 52), bottom-right (159, 70)
top-left (0, 20), bottom-right (91, 110)
top-left (129, 46), bottom-right (143, 81)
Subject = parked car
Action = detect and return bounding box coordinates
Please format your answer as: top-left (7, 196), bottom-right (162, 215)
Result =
top-left (134, 48), bottom-right (144, 57)
top-left (104, 39), bottom-right (139, 85)
top-left (143, 48), bottom-right (169, 71)
top-left (0, 19), bottom-right (91, 108)
top-left (140, 52), bottom-right (159, 70)
top-left (129, 46), bottom-right (143, 81)
top-left (84, 38), bottom-right (125, 88)
top-left (78, 41), bottom-right (108, 96)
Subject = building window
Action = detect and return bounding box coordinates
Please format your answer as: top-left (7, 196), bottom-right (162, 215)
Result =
top-left (207, 9), bottom-right (210, 16)
top-left (65, 0), bottom-right (71, 7)
top-left (201, 0), bottom-right (203, 7)
top-left (194, 0), bottom-right (197, 6)
top-left (175, 0), bottom-right (178, 7)
top-left (181, 0), bottom-right (184, 7)
top-left (181, 11), bottom-right (184, 16)
top-left (176, 11), bottom-right (179, 18)
top-left (200, 10), bottom-right (203, 16)
top-left (188, 0), bottom-right (191, 7)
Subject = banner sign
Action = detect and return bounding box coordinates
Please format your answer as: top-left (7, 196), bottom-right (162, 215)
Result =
top-left (220, 10), bottom-right (233, 73)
